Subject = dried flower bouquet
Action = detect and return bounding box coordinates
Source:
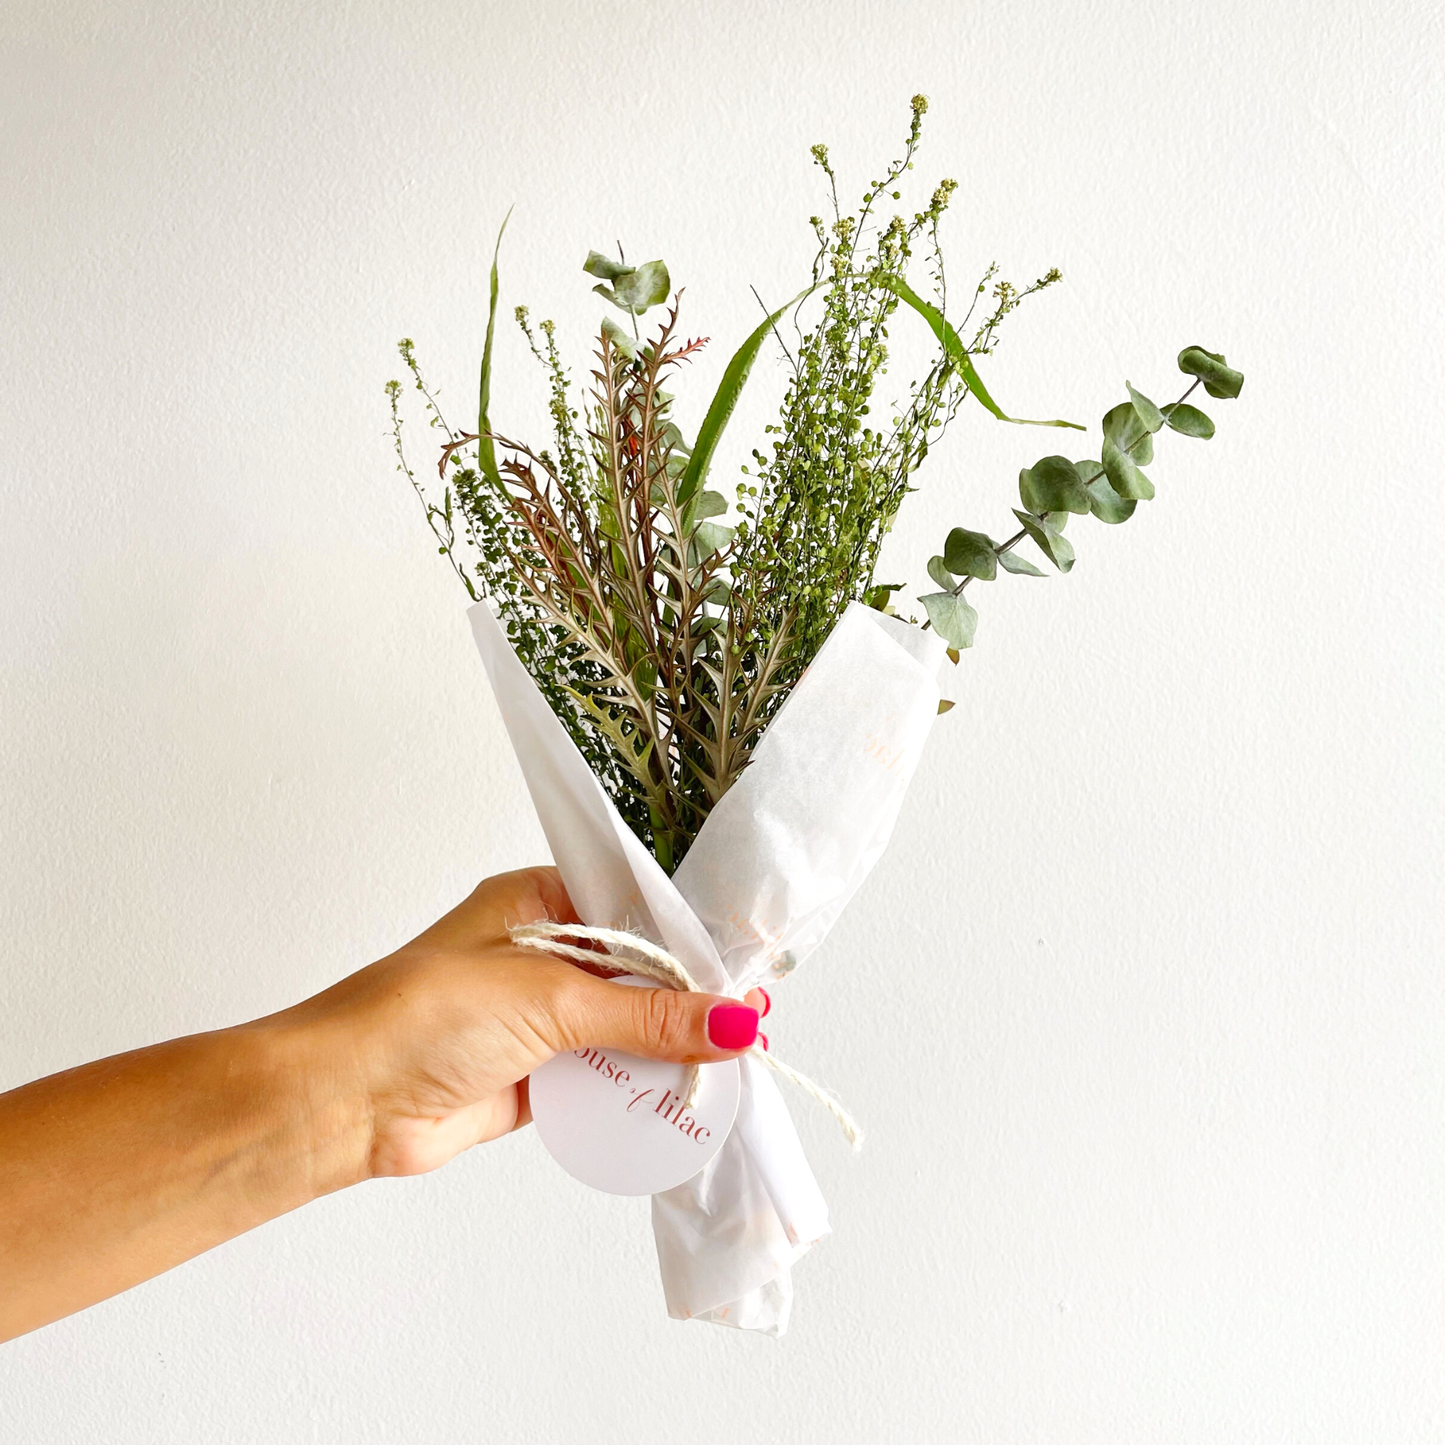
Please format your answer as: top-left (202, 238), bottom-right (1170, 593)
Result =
top-left (386, 97), bottom-right (1243, 1333)
top-left (391, 97), bottom-right (1242, 875)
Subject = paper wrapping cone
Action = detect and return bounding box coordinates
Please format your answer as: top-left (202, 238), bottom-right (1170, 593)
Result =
top-left (470, 600), bottom-right (943, 1335)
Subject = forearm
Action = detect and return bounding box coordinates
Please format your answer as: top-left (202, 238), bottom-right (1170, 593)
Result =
top-left (0, 1017), bottom-right (369, 1342)
top-left (0, 868), bottom-right (758, 1342)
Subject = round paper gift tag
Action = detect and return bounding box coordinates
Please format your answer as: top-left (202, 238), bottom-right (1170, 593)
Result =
top-left (529, 978), bottom-right (740, 1196)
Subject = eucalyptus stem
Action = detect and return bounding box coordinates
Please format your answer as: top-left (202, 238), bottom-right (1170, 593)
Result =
top-left (918, 358), bottom-right (1240, 652)
top-left (947, 377), bottom-right (1202, 599)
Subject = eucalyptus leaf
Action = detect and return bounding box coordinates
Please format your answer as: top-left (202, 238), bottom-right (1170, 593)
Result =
top-left (998, 548), bottom-right (1046, 576)
top-left (921, 590), bottom-right (979, 648)
top-left (877, 273), bottom-right (1085, 430)
top-left (690, 520), bottom-right (734, 557)
top-left (1126, 382), bottom-right (1164, 433)
top-left (1084, 469), bottom-right (1138, 523)
top-left (943, 526), bottom-right (998, 581)
top-left (927, 554), bottom-right (953, 590)
top-left (1012, 509), bottom-right (1076, 572)
top-left (1101, 437), bottom-right (1155, 501)
top-left (1019, 454), bottom-right (1092, 514)
top-left (1161, 401), bottom-right (1215, 438)
top-left (690, 489), bottom-right (728, 521)
top-left (583, 250), bottom-right (634, 282)
top-left (597, 259), bottom-right (671, 315)
top-left (1178, 345), bottom-right (1244, 399)
top-left (600, 315), bottom-right (640, 361)
top-left (1101, 402), bottom-right (1155, 466)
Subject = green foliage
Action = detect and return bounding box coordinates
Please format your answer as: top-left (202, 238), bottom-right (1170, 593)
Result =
top-left (587, 253), bottom-right (672, 322)
top-left (1083, 469), bottom-right (1137, 524)
top-left (391, 99), bottom-right (1244, 869)
top-left (731, 93), bottom-right (1066, 704)
top-left (1100, 401), bottom-right (1156, 500)
top-left (1162, 401), bottom-right (1215, 438)
top-left (1019, 455), bottom-right (1091, 515)
top-left (477, 208), bottom-right (511, 491)
top-left (942, 527), bottom-right (998, 581)
top-left (1012, 509), bottom-right (1075, 572)
top-left (879, 274), bottom-right (1082, 431)
top-left (997, 548), bottom-right (1046, 576)
top-left (920, 590), bottom-right (978, 649)
top-left (1178, 345), bottom-right (1244, 399)
top-left (922, 352), bottom-right (1245, 646)
top-left (679, 282), bottom-right (821, 508)
top-left (1125, 381), bottom-right (1164, 434)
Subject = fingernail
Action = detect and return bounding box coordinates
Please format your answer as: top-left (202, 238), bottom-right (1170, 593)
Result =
top-left (758, 988), bottom-right (772, 1018)
top-left (707, 1004), bottom-right (760, 1051)
top-left (758, 1031), bottom-right (769, 1053)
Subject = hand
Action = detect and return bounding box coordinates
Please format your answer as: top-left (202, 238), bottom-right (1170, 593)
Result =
top-left (0, 865), bottom-right (761, 1341)
top-left (284, 867), bottom-right (764, 1180)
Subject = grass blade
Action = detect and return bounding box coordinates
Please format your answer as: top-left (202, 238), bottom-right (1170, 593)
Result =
top-left (679, 281), bottom-right (821, 503)
top-left (879, 273), bottom-right (1084, 431)
top-left (477, 206), bottom-right (514, 487)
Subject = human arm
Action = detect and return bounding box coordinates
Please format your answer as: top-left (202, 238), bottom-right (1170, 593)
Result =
top-left (0, 867), bottom-right (761, 1342)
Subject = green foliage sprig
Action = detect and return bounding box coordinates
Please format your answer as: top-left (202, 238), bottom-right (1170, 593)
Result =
top-left (733, 97), bottom-right (1073, 694)
top-left (918, 346), bottom-right (1245, 659)
top-left (388, 100), bottom-right (1244, 868)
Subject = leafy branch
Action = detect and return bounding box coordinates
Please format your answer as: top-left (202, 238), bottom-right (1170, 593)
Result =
top-left (918, 346), bottom-right (1245, 656)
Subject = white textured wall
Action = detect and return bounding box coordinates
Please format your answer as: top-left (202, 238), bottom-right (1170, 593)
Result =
top-left (3, 1), bottom-right (1443, 1440)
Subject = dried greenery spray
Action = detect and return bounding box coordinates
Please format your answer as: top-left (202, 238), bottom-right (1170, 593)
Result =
top-left (389, 96), bottom-right (1244, 872)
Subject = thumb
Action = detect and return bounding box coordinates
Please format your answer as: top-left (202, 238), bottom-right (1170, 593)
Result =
top-left (552, 973), bottom-right (759, 1064)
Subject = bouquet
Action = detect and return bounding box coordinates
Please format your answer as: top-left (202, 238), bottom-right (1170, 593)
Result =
top-left (389, 97), bottom-right (1244, 1335)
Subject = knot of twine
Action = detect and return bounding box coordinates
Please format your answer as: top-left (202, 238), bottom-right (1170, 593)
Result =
top-left (510, 921), bottom-right (863, 1150)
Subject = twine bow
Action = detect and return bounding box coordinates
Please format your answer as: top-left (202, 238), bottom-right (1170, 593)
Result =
top-left (510, 921), bottom-right (863, 1149)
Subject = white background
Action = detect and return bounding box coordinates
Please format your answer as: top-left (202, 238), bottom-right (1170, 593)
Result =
top-left (3, 1), bottom-right (1443, 1440)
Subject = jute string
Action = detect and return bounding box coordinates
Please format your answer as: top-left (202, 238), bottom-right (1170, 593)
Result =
top-left (510, 921), bottom-right (863, 1149)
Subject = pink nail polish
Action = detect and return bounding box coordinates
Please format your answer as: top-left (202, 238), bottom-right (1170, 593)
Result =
top-left (758, 988), bottom-right (772, 1018)
top-left (707, 1004), bottom-right (760, 1051)
top-left (758, 1031), bottom-right (769, 1053)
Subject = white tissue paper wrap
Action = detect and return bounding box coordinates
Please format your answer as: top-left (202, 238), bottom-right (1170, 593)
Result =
top-left (470, 599), bottom-right (945, 1336)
